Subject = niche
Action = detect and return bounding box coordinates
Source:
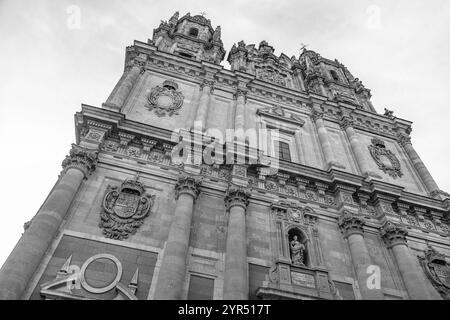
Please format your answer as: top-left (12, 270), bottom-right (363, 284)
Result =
top-left (287, 227), bottom-right (309, 267)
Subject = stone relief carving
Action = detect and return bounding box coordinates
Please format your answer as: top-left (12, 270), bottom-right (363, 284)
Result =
top-left (102, 140), bottom-right (119, 152)
top-left (40, 253), bottom-right (140, 300)
top-left (256, 67), bottom-right (286, 86)
top-left (368, 138), bottom-right (403, 179)
top-left (147, 79), bottom-right (184, 117)
top-left (419, 245), bottom-right (450, 299)
top-left (99, 176), bottom-right (155, 240)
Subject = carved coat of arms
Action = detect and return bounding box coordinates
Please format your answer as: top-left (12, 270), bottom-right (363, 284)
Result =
top-left (99, 177), bottom-right (154, 240)
top-left (419, 245), bottom-right (450, 299)
top-left (368, 138), bottom-right (403, 178)
top-left (147, 80), bottom-right (184, 117)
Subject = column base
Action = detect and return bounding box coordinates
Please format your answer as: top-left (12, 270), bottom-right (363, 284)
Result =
top-left (327, 161), bottom-right (346, 171)
top-left (101, 102), bottom-right (121, 112)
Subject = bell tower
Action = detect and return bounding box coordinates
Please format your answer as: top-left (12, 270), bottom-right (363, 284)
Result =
top-left (152, 11), bottom-right (225, 64)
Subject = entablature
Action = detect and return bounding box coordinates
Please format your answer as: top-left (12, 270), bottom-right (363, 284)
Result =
top-left (76, 105), bottom-right (449, 239)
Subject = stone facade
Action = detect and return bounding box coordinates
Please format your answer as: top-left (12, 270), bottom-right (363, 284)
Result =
top-left (0, 11), bottom-right (449, 300)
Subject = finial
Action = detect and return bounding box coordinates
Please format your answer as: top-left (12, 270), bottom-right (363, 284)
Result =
top-left (58, 255), bottom-right (73, 275)
top-left (130, 267), bottom-right (139, 286)
top-left (300, 43), bottom-right (309, 54)
top-left (128, 268), bottom-right (139, 295)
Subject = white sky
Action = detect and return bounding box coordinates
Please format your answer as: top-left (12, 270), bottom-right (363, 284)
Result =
top-left (0, 0), bottom-right (449, 267)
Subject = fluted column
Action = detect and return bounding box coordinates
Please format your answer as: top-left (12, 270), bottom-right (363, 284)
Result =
top-left (0, 144), bottom-right (98, 299)
top-left (234, 89), bottom-right (247, 132)
top-left (311, 109), bottom-right (341, 169)
top-left (380, 221), bottom-right (431, 300)
top-left (397, 133), bottom-right (439, 194)
top-left (194, 79), bottom-right (215, 131)
top-left (340, 116), bottom-right (378, 178)
top-left (154, 176), bottom-right (201, 300)
top-left (338, 210), bottom-right (384, 300)
top-left (104, 59), bottom-right (145, 111)
top-left (223, 186), bottom-right (250, 300)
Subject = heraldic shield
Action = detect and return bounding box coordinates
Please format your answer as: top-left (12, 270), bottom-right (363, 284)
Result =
top-left (100, 177), bottom-right (155, 240)
top-left (419, 245), bottom-right (450, 299)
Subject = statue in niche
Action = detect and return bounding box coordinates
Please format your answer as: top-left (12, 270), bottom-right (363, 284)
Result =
top-left (290, 235), bottom-right (306, 266)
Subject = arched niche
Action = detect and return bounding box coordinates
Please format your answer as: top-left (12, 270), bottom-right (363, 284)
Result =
top-left (270, 202), bottom-right (324, 268)
top-left (287, 226), bottom-right (309, 267)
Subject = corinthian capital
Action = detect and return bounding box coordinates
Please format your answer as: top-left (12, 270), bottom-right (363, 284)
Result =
top-left (338, 210), bottom-right (365, 238)
top-left (233, 88), bottom-right (248, 100)
top-left (225, 186), bottom-right (250, 211)
top-left (125, 58), bottom-right (146, 73)
top-left (380, 220), bottom-right (408, 248)
top-left (397, 133), bottom-right (412, 148)
top-left (340, 116), bottom-right (355, 130)
top-left (175, 175), bottom-right (202, 200)
top-left (310, 109), bottom-right (324, 122)
top-left (61, 144), bottom-right (99, 177)
top-left (200, 79), bottom-right (216, 91)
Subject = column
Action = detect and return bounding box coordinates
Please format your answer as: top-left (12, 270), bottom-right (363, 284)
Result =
top-left (397, 133), bottom-right (439, 194)
top-left (294, 130), bottom-right (306, 164)
top-left (223, 186), bottom-right (250, 300)
top-left (338, 210), bottom-right (385, 300)
top-left (104, 59), bottom-right (145, 111)
top-left (234, 89), bottom-right (247, 132)
top-left (0, 144), bottom-right (98, 299)
top-left (311, 109), bottom-right (341, 170)
top-left (154, 176), bottom-right (201, 300)
top-left (380, 221), bottom-right (431, 300)
top-left (340, 116), bottom-right (379, 178)
top-left (194, 79), bottom-right (215, 131)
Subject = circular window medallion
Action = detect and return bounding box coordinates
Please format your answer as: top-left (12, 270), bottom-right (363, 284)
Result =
top-left (79, 253), bottom-right (123, 294)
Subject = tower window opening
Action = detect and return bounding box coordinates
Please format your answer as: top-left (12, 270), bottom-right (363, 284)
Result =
top-left (330, 70), bottom-right (340, 82)
top-left (188, 27), bottom-right (199, 38)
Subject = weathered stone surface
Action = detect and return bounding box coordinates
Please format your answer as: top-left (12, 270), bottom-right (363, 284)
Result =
top-left (1, 10), bottom-right (448, 301)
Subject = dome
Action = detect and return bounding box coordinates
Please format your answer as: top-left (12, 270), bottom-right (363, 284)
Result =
top-left (191, 14), bottom-right (210, 25)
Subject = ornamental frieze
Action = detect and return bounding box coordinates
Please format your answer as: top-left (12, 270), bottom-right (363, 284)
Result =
top-left (271, 202), bottom-right (318, 226)
top-left (419, 245), bottom-right (450, 299)
top-left (368, 138), bottom-right (403, 179)
top-left (146, 79), bottom-right (184, 117)
top-left (99, 177), bottom-right (155, 240)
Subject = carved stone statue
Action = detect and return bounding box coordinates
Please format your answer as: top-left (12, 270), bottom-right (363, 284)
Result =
top-left (290, 235), bottom-right (306, 266)
top-left (213, 26), bottom-right (221, 42)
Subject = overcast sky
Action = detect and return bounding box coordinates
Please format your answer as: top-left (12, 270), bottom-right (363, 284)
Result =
top-left (0, 0), bottom-right (449, 267)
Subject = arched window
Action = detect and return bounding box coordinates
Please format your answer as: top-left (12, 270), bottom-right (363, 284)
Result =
top-left (330, 70), bottom-right (340, 82)
top-left (288, 228), bottom-right (308, 267)
top-left (188, 27), bottom-right (199, 38)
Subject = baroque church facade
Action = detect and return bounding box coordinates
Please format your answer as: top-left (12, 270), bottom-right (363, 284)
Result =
top-left (0, 11), bottom-right (449, 300)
